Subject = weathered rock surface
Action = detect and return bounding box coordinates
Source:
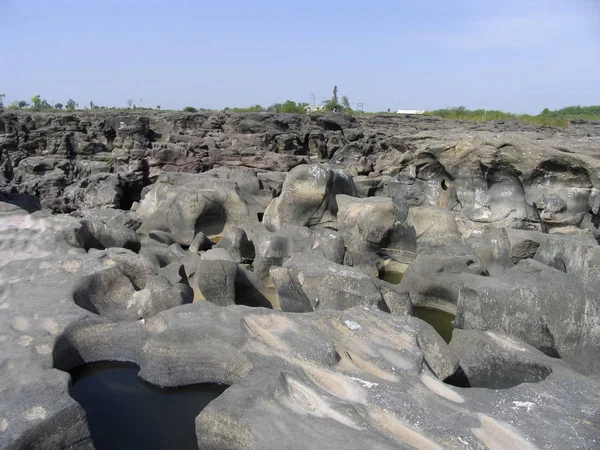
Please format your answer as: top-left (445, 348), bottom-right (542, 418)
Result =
top-left (270, 253), bottom-right (408, 313)
top-left (1, 111), bottom-right (600, 449)
top-left (4, 110), bottom-right (598, 240)
top-left (455, 259), bottom-right (600, 376)
top-left (0, 211), bottom-right (598, 449)
top-left (263, 164), bottom-right (357, 232)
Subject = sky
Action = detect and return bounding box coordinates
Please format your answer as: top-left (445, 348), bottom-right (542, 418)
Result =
top-left (0, 0), bottom-right (599, 113)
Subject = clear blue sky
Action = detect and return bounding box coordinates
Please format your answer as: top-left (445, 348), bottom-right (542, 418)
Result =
top-left (1, 0), bottom-right (598, 113)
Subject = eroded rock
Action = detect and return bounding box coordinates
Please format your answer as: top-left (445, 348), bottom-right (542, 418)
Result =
top-left (1, 111), bottom-right (600, 450)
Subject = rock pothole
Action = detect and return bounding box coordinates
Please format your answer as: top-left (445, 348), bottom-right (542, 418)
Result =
top-left (69, 361), bottom-right (229, 450)
top-left (73, 266), bottom-right (192, 321)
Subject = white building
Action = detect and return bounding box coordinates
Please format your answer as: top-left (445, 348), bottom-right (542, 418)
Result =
top-left (396, 109), bottom-right (425, 115)
top-left (305, 105), bottom-right (326, 113)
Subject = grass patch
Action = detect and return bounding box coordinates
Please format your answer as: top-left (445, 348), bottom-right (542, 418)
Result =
top-left (422, 105), bottom-right (600, 128)
top-left (5, 102), bottom-right (600, 129)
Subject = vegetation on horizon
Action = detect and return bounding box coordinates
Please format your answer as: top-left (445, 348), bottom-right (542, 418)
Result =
top-left (220, 86), bottom-right (354, 114)
top-left (423, 105), bottom-right (600, 127)
top-left (2, 92), bottom-right (599, 128)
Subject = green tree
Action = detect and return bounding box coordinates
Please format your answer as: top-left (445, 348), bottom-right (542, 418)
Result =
top-left (231, 105), bottom-right (265, 112)
top-left (324, 85), bottom-right (342, 112)
top-left (156, 105), bottom-right (161, 110)
top-left (268, 101), bottom-right (309, 114)
top-left (31, 94), bottom-right (42, 110)
top-left (341, 95), bottom-right (351, 111)
top-left (29, 95), bottom-right (52, 110)
top-left (54, 103), bottom-right (63, 110)
top-left (18, 100), bottom-right (28, 108)
top-left (0, 94), bottom-right (5, 108)
top-left (280, 100), bottom-right (300, 114)
top-left (541, 108), bottom-right (550, 115)
top-left (66, 99), bottom-right (77, 110)
top-left (297, 102), bottom-right (309, 113)
top-left (183, 106), bottom-right (198, 112)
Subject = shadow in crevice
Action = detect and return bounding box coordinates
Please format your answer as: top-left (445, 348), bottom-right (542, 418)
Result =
top-left (459, 360), bottom-right (553, 390)
top-left (443, 366), bottom-right (471, 388)
top-left (0, 192), bottom-right (41, 212)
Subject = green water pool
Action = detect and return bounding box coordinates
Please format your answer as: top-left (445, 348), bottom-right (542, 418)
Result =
top-left (380, 270), bottom-right (403, 284)
top-left (378, 271), bottom-right (454, 343)
top-left (414, 307), bottom-right (456, 344)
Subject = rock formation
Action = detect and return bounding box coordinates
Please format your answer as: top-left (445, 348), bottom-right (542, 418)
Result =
top-left (0, 110), bottom-right (599, 449)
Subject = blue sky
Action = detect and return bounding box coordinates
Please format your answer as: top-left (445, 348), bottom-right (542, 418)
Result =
top-left (0, 0), bottom-right (598, 113)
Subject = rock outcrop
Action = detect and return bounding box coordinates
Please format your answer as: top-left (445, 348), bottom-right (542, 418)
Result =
top-left (1, 111), bottom-right (599, 450)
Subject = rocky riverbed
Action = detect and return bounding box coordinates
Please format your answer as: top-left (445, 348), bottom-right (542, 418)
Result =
top-left (0, 110), bottom-right (599, 449)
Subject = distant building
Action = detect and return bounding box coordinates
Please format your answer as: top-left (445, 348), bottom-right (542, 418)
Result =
top-left (396, 109), bottom-right (425, 115)
top-left (305, 105), bottom-right (326, 113)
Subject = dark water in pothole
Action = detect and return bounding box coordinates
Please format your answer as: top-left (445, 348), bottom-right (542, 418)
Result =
top-left (414, 307), bottom-right (455, 344)
top-left (69, 361), bottom-right (228, 450)
top-left (380, 270), bottom-right (403, 284)
top-left (377, 271), bottom-right (455, 343)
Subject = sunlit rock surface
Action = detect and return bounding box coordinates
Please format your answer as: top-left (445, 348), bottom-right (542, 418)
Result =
top-left (1, 112), bottom-right (599, 449)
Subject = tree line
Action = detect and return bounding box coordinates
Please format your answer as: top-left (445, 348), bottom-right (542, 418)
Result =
top-left (0, 95), bottom-right (154, 112)
top-left (0, 85), bottom-right (353, 115)
top-left (1, 94), bottom-right (79, 111)
top-left (183, 86), bottom-right (354, 114)
top-left (0, 85), bottom-right (356, 114)
top-left (2, 92), bottom-right (598, 126)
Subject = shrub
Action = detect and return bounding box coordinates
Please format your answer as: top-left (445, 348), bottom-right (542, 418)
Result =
top-left (422, 105), bottom-right (600, 128)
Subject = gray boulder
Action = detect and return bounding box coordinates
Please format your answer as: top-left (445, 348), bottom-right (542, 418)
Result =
top-left (189, 231), bottom-right (214, 252)
top-left (252, 225), bottom-right (316, 279)
top-left (215, 226), bottom-right (255, 263)
top-left (136, 172), bottom-right (263, 245)
top-left (455, 259), bottom-right (600, 377)
top-left (400, 207), bottom-right (487, 311)
top-left (263, 164), bottom-right (356, 232)
top-left (65, 218), bottom-right (141, 252)
top-left (336, 195), bottom-right (398, 274)
top-left (450, 329), bottom-right (555, 389)
top-left (534, 236), bottom-right (600, 291)
top-left (192, 259), bottom-right (272, 308)
top-left (192, 259), bottom-right (238, 306)
top-left (271, 253), bottom-right (410, 314)
top-left (73, 249), bottom-right (192, 321)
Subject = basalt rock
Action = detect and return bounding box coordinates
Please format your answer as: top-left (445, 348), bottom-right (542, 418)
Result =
top-left (455, 258), bottom-right (600, 377)
top-left (263, 164), bottom-right (357, 232)
top-left (1, 112), bottom-right (600, 450)
top-left (136, 172), bottom-right (263, 245)
top-left (271, 253), bottom-right (410, 313)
